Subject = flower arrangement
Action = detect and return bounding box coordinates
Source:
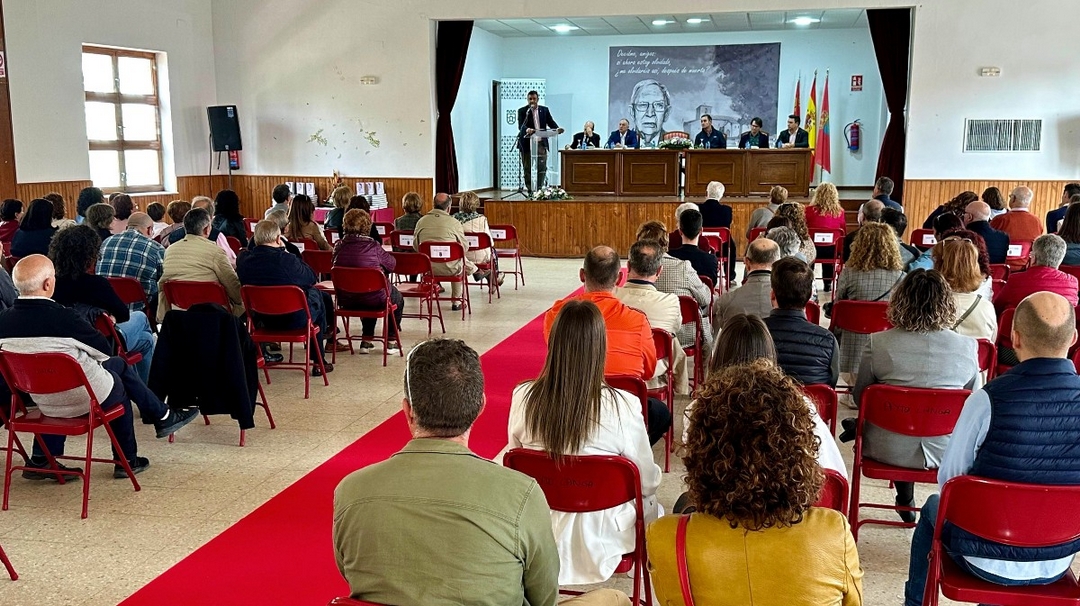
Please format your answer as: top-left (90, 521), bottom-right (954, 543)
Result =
top-left (533, 185), bottom-right (572, 201)
top-left (659, 137), bottom-right (693, 150)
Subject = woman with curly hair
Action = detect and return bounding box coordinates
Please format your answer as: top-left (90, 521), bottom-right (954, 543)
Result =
top-left (508, 299), bottom-right (660, 585)
top-left (649, 359), bottom-right (863, 606)
top-left (636, 220), bottom-right (712, 350)
top-left (48, 225), bottom-right (155, 381)
top-left (11, 198), bottom-right (56, 258)
top-left (922, 190), bottom-right (979, 229)
top-left (843, 269), bottom-right (980, 521)
top-left (932, 237), bottom-right (997, 340)
top-left (775, 202), bottom-right (817, 264)
top-left (806, 183), bottom-right (846, 291)
top-left (45, 192), bottom-right (76, 231)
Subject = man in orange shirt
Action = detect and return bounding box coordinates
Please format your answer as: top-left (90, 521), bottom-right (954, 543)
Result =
top-left (991, 186), bottom-right (1044, 270)
top-left (544, 246), bottom-right (670, 444)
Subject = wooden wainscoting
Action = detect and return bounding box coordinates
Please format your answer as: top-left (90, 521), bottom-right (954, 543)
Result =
top-left (903, 180), bottom-right (1073, 229)
top-left (15, 180), bottom-right (92, 222)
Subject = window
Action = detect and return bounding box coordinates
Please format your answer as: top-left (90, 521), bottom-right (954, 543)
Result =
top-left (81, 45), bottom-right (164, 193)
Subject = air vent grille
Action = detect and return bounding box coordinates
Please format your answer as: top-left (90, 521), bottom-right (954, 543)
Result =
top-left (964, 119), bottom-right (1041, 152)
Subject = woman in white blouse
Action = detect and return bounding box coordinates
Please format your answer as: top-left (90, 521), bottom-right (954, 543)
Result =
top-left (507, 299), bottom-right (661, 586)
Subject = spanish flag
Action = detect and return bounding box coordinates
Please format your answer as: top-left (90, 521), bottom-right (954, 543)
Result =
top-left (805, 71), bottom-right (818, 165)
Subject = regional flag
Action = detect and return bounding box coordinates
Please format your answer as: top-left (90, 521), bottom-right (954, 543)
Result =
top-left (805, 72), bottom-right (818, 166)
top-left (793, 78), bottom-right (801, 121)
top-left (819, 72), bottom-right (832, 174)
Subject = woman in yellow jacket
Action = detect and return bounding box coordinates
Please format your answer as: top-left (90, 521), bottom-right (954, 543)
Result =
top-left (647, 359), bottom-right (863, 606)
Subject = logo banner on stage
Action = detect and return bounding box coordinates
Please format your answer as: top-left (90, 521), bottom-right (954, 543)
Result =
top-left (497, 79), bottom-right (545, 190)
top-left (608, 44), bottom-right (780, 149)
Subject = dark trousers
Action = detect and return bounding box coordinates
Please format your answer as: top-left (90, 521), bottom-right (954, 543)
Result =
top-left (519, 146), bottom-right (548, 192)
top-left (259, 289), bottom-right (332, 362)
top-left (359, 287), bottom-right (405, 339)
top-left (647, 397), bottom-right (672, 446)
top-left (816, 245), bottom-right (836, 289)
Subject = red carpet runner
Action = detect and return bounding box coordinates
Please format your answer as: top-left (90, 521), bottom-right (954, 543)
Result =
top-left (120, 310), bottom-right (554, 605)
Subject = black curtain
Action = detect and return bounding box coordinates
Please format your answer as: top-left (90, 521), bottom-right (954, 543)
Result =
top-left (434, 20), bottom-right (473, 195)
top-left (867, 8), bottom-right (912, 202)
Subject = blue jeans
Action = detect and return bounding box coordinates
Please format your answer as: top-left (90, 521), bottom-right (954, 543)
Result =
top-left (116, 312), bottom-right (155, 383)
top-left (905, 494), bottom-right (1067, 606)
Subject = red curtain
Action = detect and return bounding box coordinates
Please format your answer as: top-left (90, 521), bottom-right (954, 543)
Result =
top-left (867, 8), bottom-right (912, 202)
top-left (434, 20), bottom-right (473, 195)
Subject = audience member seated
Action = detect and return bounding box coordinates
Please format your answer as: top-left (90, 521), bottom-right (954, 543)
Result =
top-left (333, 209), bottom-right (403, 356)
top-left (0, 265), bottom-right (14, 311)
top-left (145, 201), bottom-right (167, 237)
top-left (323, 185), bottom-right (352, 233)
top-left (393, 191), bottom-right (424, 242)
top-left (236, 220), bottom-right (337, 374)
top-left (615, 240), bottom-right (687, 395)
top-left (157, 207), bottom-right (244, 322)
top-left (264, 183), bottom-right (291, 219)
top-left (994, 234), bottom-right (1078, 316)
top-left (86, 202), bottom-right (116, 243)
top-left (746, 185), bottom-right (786, 238)
top-left (414, 192), bottom-right (477, 310)
top-left (45, 192), bottom-right (75, 231)
top-left (806, 183), bottom-right (847, 290)
top-left (668, 208), bottom-right (718, 284)
top-left (508, 300), bottom-right (661, 585)
top-left (833, 223), bottom-right (906, 383)
top-left (453, 191), bottom-right (499, 284)
top-left (157, 200), bottom-right (191, 247)
top-left (904, 292), bottom-right (1080, 606)
top-left (211, 189), bottom-right (248, 248)
top-left (333, 338), bottom-right (630, 606)
top-left (882, 208), bottom-right (919, 269)
top-left (767, 225), bottom-right (807, 263)
top-left (108, 193), bottom-right (135, 234)
top-left (1045, 182), bottom-right (1080, 234)
top-left (673, 201), bottom-right (698, 225)
top-left (712, 238), bottom-right (780, 336)
top-left (636, 221), bottom-right (713, 352)
top-left (75, 186), bottom-right (104, 225)
top-left (257, 209), bottom-right (302, 257)
top-left (922, 190), bottom-right (978, 230)
top-left (170, 196), bottom-right (237, 266)
top-left (0, 255), bottom-right (197, 479)
top-left (982, 186), bottom-right (1007, 219)
top-left (545, 246), bottom-right (672, 445)
top-left (698, 180), bottom-right (736, 282)
top-left (873, 176), bottom-right (903, 211)
top-left (1057, 202), bottom-right (1080, 265)
top-left (11, 198), bottom-right (57, 258)
top-left (344, 195), bottom-right (383, 243)
top-left (0, 198), bottom-right (22, 243)
top-left (765, 257), bottom-right (840, 387)
top-left (776, 202), bottom-right (817, 265)
top-left (963, 200), bottom-right (1009, 264)
top-left (651, 358), bottom-right (862, 605)
top-left (908, 213), bottom-right (964, 271)
top-left (282, 193), bottom-right (330, 251)
top-left (990, 187), bottom-right (1043, 266)
top-left (97, 212), bottom-right (166, 318)
top-left (49, 225), bottom-right (156, 382)
top-left (932, 236), bottom-right (997, 341)
top-left (844, 270), bottom-right (980, 522)
top-left (844, 199), bottom-right (884, 261)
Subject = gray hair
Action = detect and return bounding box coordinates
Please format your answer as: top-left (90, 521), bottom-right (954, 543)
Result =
top-left (253, 220), bottom-right (281, 246)
top-left (267, 209), bottom-right (289, 231)
top-left (765, 227), bottom-right (801, 258)
top-left (860, 199), bottom-right (885, 224)
top-left (706, 181), bottom-right (726, 200)
top-left (1010, 186), bottom-right (1034, 209)
top-left (183, 207), bottom-right (212, 236)
top-left (627, 240), bottom-right (664, 277)
top-left (1031, 234), bottom-right (1067, 268)
top-left (674, 202), bottom-right (698, 222)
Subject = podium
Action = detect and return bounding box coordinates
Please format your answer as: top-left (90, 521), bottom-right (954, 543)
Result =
top-left (526, 129), bottom-right (559, 196)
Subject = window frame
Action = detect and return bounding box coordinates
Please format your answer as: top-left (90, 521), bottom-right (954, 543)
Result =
top-left (82, 45), bottom-right (165, 194)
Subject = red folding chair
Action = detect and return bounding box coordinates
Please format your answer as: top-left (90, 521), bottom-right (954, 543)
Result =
top-left (489, 224), bottom-right (524, 289)
top-left (331, 267), bottom-right (403, 366)
top-left (328, 599), bottom-right (387, 606)
top-left (302, 249), bottom-right (335, 293)
top-left (388, 230), bottom-right (415, 251)
top-left (418, 241), bottom-right (470, 320)
top-left (649, 329), bottom-right (676, 472)
top-left (828, 300), bottom-right (893, 386)
top-left (503, 448), bottom-right (651, 606)
top-left (243, 217), bottom-right (258, 239)
top-left (849, 384), bottom-right (971, 541)
top-left (924, 476), bottom-right (1080, 606)
top-left (293, 238), bottom-right (319, 253)
top-left (105, 276), bottom-right (156, 333)
top-left (240, 285), bottom-right (329, 399)
top-left (678, 295), bottom-right (705, 391)
top-left (701, 227), bottom-right (732, 292)
top-left (93, 313), bottom-right (142, 367)
top-left (668, 229), bottom-right (684, 250)
top-left (225, 236), bottom-right (242, 255)
top-left (989, 264), bottom-right (1011, 282)
top-left (616, 266), bottom-right (628, 287)
top-left (748, 227), bottom-right (766, 243)
top-left (996, 308), bottom-right (1016, 377)
top-left (809, 228), bottom-right (845, 292)
top-left (372, 222), bottom-right (395, 240)
top-left (464, 232), bottom-right (500, 303)
top-left (805, 300), bottom-right (821, 325)
top-left (0, 351), bottom-right (141, 519)
top-left (161, 280), bottom-right (230, 311)
top-left (815, 468), bottom-right (849, 515)
top-left (910, 228), bottom-right (937, 251)
top-left (605, 374), bottom-right (650, 423)
top-left (0, 540), bottom-right (14, 580)
top-left (390, 252), bottom-right (445, 335)
top-left (803, 383), bottom-right (838, 434)
top-left (977, 338), bottom-right (998, 381)
top-left (322, 228), bottom-right (342, 247)
top-left (697, 274), bottom-right (716, 320)
top-left (1006, 240), bottom-right (1032, 270)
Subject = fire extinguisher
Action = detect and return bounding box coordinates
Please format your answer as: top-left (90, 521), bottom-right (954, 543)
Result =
top-left (844, 120), bottom-right (861, 152)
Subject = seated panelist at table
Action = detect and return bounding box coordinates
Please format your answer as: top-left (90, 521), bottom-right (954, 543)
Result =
top-left (569, 121), bottom-right (602, 150)
top-left (606, 119), bottom-right (639, 149)
top-left (694, 114), bottom-right (726, 149)
top-left (777, 113), bottom-right (810, 148)
top-left (738, 117), bottom-right (771, 149)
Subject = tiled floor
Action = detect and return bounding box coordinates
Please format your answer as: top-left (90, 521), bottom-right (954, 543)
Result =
top-left (0, 257), bottom-right (1004, 605)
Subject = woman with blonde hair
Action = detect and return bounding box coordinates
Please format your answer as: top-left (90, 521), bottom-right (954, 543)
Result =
top-left (452, 191), bottom-right (500, 284)
top-left (806, 183), bottom-right (846, 291)
top-left (323, 185), bottom-right (353, 232)
top-left (649, 359), bottom-right (863, 606)
top-left (832, 222), bottom-right (905, 378)
top-left (508, 299), bottom-right (661, 585)
top-left (284, 194), bottom-right (331, 250)
top-left (636, 220), bottom-right (712, 351)
top-left (776, 202), bottom-right (817, 264)
top-left (932, 236), bottom-right (997, 340)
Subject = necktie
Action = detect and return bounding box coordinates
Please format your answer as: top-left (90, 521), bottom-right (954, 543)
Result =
top-left (532, 108), bottom-right (540, 131)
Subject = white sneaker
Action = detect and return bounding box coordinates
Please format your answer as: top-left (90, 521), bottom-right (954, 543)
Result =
top-left (386, 345), bottom-right (401, 355)
top-left (358, 341), bottom-right (375, 355)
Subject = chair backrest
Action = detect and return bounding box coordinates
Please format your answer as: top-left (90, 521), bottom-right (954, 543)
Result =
top-left (697, 274), bottom-right (715, 292)
top-left (1006, 240), bottom-right (1032, 263)
top-left (324, 228), bottom-right (342, 245)
top-left (616, 266), bottom-right (628, 287)
top-left (808, 228), bottom-right (845, 251)
top-left (805, 300), bottom-right (821, 325)
top-left (0, 350), bottom-right (94, 399)
top-left (830, 300), bottom-right (892, 334)
top-left (701, 227), bottom-right (731, 244)
top-left (859, 384), bottom-right (971, 438)
top-left (225, 236), bottom-right (242, 255)
top-left (162, 280), bottom-right (230, 310)
top-left (988, 263), bottom-right (1010, 282)
top-left (651, 328), bottom-right (674, 366)
top-left (668, 230), bottom-right (683, 250)
top-left (295, 238), bottom-right (319, 252)
top-left (373, 222), bottom-right (395, 238)
top-left (389, 230), bottom-right (415, 250)
top-left (331, 266), bottom-right (390, 298)
top-left (699, 234), bottom-right (722, 255)
top-left (605, 374), bottom-right (649, 420)
top-left (302, 249), bottom-right (333, 275)
top-left (240, 284), bottom-right (311, 318)
top-left (243, 217), bottom-right (258, 238)
top-left (503, 448), bottom-right (643, 513)
top-left (92, 313), bottom-right (125, 356)
top-left (418, 240), bottom-right (466, 266)
top-left (328, 598), bottom-right (388, 606)
top-left (463, 232), bottom-right (493, 252)
top-left (389, 251), bottom-right (433, 278)
top-left (106, 276), bottom-right (150, 308)
top-left (678, 296), bottom-right (704, 349)
top-left (977, 339), bottom-right (997, 375)
top-left (803, 383), bottom-right (837, 427)
top-left (937, 476), bottom-right (1080, 548)
top-left (814, 468), bottom-right (848, 514)
top-left (996, 307), bottom-right (1015, 351)
top-left (748, 227), bottom-right (766, 243)
top-left (488, 224), bottom-right (517, 245)
top-left (910, 228), bottom-right (937, 250)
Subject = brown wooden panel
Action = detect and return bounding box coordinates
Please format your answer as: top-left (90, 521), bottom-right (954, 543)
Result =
top-left (685, 150), bottom-right (746, 197)
top-left (904, 179), bottom-right (1074, 231)
top-left (746, 149), bottom-right (812, 196)
top-left (619, 151), bottom-right (679, 196)
top-left (15, 180), bottom-right (93, 221)
top-left (561, 150), bottom-right (617, 195)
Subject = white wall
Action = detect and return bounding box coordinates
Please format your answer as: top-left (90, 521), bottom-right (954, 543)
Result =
top-left (5, 0), bottom-right (218, 186)
top-left (452, 27), bottom-right (501, 191)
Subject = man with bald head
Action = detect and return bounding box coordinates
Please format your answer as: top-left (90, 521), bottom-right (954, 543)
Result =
top-left (844, 199), bottom-right (886, 261)
top-left (97, 211), bottom-right (166, 316)
top-left (712, 238), bottom-right (781, 334)
top-left (413, 192), bottom-right (475, 310)
top-left (991, 186), bottom-right (1044, 269)
top-left (544, 246), bottom-right (671, 444)
top-left (904, 291), bottom-right (1080, 605)
top-left (0, 255), bottom-right (197, 480)
top-left (964, 200), bottom-right (1010, 263)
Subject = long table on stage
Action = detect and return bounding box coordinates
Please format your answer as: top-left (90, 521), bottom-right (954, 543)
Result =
top-left (560, 148), bottom-right (812, 198)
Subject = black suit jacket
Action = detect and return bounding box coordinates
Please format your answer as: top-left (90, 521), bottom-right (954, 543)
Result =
top-left (777, 128), bottom-right (810, 148)
top-left (699, 199), bottom-right (733, 229)
top-left (967, 221), bottom-right (1011, 264)
top-left (517, 104), bottom-right (559, 151)
top-left (0, 298), bottom-right (111, 353)
top-left (738, 132), bottom-right (771, 149)
top-left (570, 132), bottom-right (601, 149)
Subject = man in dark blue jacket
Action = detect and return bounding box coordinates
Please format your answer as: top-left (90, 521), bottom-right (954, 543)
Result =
top-left (964, 200), bottom-right (1010, 264)
top-left (763, 257), bottom-right (839, 387)
top-left (1045, 182), bottom-right (1080, 233)
top-left (873, 176), bottom-right (903, 211)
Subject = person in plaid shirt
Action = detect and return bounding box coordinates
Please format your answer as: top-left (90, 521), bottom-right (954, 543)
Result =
top-left (96, 212), bottom-right (165, 314)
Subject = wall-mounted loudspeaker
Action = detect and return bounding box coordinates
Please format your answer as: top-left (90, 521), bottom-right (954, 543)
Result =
top-left (207, 105), bottom-right (242, 151)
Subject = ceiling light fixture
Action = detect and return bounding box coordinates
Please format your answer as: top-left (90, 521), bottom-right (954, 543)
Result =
top-left (686, 18), bottom-right (708, 24)
top-left (652, 19), bottom-right (673, 26)
top-left (551, 24), bottom-right (578, 33)
top-left (789, 16), bottom-right (821, 26)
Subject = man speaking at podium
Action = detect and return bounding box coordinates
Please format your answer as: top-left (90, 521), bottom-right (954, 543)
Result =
top-left (517, 90), bottom-right (563, 196)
